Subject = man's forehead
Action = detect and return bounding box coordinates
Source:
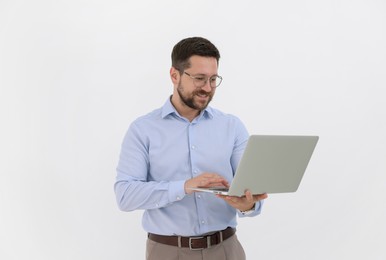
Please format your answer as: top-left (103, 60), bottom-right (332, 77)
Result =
top-left (187, 55), bottom-right (218, 70)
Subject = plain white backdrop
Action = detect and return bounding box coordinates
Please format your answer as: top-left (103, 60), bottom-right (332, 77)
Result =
top-left (1, 0), bottom-right (385, 259)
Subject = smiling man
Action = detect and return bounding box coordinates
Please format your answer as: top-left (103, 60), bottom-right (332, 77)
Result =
top-left (171, 55), bottom-right (217, 120)
top-left (114, 37), bottom-right (267, 260)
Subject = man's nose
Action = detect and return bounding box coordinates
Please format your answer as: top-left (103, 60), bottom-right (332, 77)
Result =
top-left (201, 79), bottom-right (212, 92)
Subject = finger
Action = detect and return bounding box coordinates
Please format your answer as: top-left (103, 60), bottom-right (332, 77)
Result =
top-left (202, 177), bottom-right (228, 185)
top-left (221, 180), bottom-right (230, 187)
top-left (199, 179), bottom-right (227, 187)
top-left (245, 190), bottom-right (253, 202)
top-left (201, 173), bottom-right (223, 179)
top-left (203, 174), bottom-right (228, 184)
top-left (228, 196), bottom-right (243, 204)
top-left (252, 193), bottom-right (268, 201)
top-left (216, 194), bottom-right (228, 199)
top-left (224, 196), bottom-right (236, 203)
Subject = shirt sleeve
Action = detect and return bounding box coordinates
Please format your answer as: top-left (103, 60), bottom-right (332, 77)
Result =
top-left (230, 116), bottom-right (249, 176)
top-left (114, 122), bottom-right (186, 211)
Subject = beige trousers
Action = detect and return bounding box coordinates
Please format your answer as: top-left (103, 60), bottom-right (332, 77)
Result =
top-left (146, 234), bottom-right (246, 260)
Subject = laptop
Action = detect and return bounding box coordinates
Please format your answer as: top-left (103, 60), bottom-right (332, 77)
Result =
top-left (189, 135), bottom-right (319, 196)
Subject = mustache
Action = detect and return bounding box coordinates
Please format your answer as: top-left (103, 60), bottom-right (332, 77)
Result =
top-left (194, 89), bottom-right (212, 96)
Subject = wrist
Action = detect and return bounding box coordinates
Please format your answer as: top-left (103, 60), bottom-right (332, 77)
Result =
top-left (184, 180), bottom-right (192, 194)
top-left (240, 203), bottom-right (255, 214)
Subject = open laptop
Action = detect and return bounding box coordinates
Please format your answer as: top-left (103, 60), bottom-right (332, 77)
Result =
top-left (189, 135), bottom-right (319, 196)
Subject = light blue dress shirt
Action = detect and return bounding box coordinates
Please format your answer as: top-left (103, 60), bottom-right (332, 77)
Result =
top-left (115, 98), bottom-right (263, 236)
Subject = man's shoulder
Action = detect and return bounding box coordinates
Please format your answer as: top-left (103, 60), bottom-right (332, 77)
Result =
top-left (207, 106), bottom-right (242, 122)
top-left (131, 107), bottom-right (163, 126)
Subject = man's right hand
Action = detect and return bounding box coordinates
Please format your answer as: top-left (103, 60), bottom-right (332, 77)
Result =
top-left (184, 173), bottom-right (229, 194)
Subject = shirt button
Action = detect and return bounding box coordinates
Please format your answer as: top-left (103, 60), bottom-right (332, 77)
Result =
top-left (197, 195), bottom-right (201, 199)
top-left (201, 220), bottom-right (205, 224)
top-left (176, 196), bottom-right (181, 200)
top-left (191, 145), bottom-right (195, 150)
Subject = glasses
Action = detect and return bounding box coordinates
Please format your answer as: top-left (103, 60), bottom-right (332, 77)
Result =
top-left (183, 72), bottom-right (223, 88)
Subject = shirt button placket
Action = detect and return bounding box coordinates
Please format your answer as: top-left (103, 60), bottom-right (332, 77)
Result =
top-left (189, 123), bottom-right (206, 229)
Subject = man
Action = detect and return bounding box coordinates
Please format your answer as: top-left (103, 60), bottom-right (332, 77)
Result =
top-left (114, 37), bottom-right (267, 260)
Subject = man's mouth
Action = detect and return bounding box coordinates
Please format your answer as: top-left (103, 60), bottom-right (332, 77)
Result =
top-left (195, 90), bottom-right (210, 98)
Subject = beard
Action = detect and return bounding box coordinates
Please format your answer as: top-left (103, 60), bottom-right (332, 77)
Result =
top-left (177, 82), bottom-right (214, 111)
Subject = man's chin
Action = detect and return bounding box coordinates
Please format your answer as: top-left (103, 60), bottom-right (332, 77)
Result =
top-left (194, 102), bottom-right (209, 111)
top-left (194, 97), bottom-right (211, 109)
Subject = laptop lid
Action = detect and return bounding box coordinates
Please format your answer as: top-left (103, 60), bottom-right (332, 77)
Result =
top-left (190, 135), bottom-right (319, 196)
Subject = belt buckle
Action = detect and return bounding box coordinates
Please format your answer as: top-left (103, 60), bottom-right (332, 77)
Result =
top-left (189, 236), bottom-right (210, 250)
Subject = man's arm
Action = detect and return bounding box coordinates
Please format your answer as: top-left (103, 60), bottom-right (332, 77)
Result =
top-left (114, 122), bottom-right (229, 211)
top-left (114, 122), bottom-right (187, 211)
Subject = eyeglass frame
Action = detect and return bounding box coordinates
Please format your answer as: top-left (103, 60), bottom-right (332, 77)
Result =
top-left (183, 71), bottom-right (223, 88)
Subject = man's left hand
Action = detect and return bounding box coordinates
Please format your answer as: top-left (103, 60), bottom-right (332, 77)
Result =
top-left (217, 190), bottom-right (268, 212)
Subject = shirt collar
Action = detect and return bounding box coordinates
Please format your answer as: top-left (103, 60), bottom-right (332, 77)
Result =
top-left (161, 96), bottom-right (214, 120)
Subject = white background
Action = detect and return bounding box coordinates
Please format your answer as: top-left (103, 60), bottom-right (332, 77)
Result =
top-left (1, 0), bottom-right (385, 259)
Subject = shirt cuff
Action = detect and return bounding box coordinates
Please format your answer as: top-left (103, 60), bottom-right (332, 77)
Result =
top-left (168, 180), bottom-right (186, 203)
top-left (238, 200), bottom-right (264, 217)
top-left (238, 203), bottom-right (255, 216)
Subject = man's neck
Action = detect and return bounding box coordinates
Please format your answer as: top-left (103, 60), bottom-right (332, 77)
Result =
top-left (170, 95), bottom-right (200, 122)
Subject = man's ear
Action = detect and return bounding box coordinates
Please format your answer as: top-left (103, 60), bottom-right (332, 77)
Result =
top-left (170, 67), bottom-right (180, 85)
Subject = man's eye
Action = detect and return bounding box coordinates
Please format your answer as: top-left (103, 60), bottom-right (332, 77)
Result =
top-left (195, 77), bottom-right (205, 81)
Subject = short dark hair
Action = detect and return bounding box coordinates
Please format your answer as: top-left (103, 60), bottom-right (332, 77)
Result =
top-left (171, 37), bottom-right (220, 72)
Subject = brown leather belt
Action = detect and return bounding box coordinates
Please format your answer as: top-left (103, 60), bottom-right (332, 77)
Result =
top-left (148, 227), bottom-right (236, 250)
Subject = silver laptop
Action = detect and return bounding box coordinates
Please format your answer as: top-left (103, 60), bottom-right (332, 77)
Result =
top-left (190, 135), bottom-right (319, 196)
